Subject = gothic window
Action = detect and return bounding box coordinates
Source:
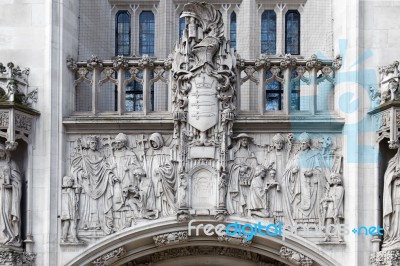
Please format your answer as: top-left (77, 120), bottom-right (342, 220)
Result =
top-left (285, 10), bottom-right (300, 55)
top-left (179, 16), bottom-right (185, 39)
top-left (115, 11), bottom-right (131, 56)
top-left (230, 12), bottom-right (237, 50)
top-left (139, 11), bottom-right (155, 56)
top-left (265, 71), bottom-right (283, 111)
top-left (290, 70), bottom-right (300, 110)
top-left (125, 71), bottom-right (144, 112)
top-left (261, 10), bottom-right (276, 55)
top-left (125, 71), bottom-right (154, 112)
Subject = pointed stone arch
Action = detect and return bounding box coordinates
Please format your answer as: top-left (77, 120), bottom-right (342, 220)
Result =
top-left (65, 219), bottom-right (341, 266)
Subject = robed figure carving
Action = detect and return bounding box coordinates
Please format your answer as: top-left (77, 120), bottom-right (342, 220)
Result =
top-left (284, 133), bottom-right (327, 225)
top-left (265, 133), bottom-right (287, 221)
top-left (0, 144), bottom-right (21, 246)
top-left (144, 133), bottom-right (177, 217)
top-left (383, 143), bottom-right (400, 249)
top-left (110, 133), bottom-right (140, 212)
top-left (71, 136), bottom-right (116, 234)
top-left (227, 134), bottom-right (258, 216)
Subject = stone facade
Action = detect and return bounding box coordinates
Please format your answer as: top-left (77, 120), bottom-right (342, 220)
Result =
top-left (1, 0), bottom-right (400, 265)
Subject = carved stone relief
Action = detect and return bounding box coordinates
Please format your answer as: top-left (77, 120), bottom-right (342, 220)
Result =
top-left (280, 246), bottom-right (313, 266)
top-left (0, 144), bottom-right (22, 247)
top-left (92, 247), bottom-right (126, 266)
top-left (153, 231), bottom-right (188, 247)
top-left (382, 142), bottom-right (400, 250)
top-left (61, 2), bottom-right (345, 247)
top-left (64, 133), bottom-right (177, 240)
top-left (378, 61), bottom-right (400, 104)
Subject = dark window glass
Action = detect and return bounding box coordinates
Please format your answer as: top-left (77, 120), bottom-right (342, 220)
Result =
top-left (285, 10), bottom-right (300, 55)
top-left (139, 11), bottom-right (155, 56)
top-left (179, 16), bottom-right (185, 39)
top-left (261, 11), bottom-right (276, 55)
top-left (290, 70), bottom-right (301, 110)
top-left (265, 71), bottom-right (283, 111)
top-left (230, 12), bottom-right (237, 50)
top-left (125, 71), bottom-right (154, 112)
top-left (126, 71), bottom-right (143, 112)
top-left (115, 11), bottom-right (131, 56)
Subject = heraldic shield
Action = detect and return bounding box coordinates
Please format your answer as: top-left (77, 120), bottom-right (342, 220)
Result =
top-left (187, 73), bottom-right (219, 132)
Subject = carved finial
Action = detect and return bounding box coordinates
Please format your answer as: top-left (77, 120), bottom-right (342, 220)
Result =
top-left (164, 54), bottom-right (174, 70)
top-left (280, 54), bottom-right (297, 69)
top-left (138, 54), bottom-right (154, 68)
top-left (306, 54), bottom-right (322, 70)
top-left (332, 54), bottom-right (342, 70)
top-left (66, 56), bottom-right (77, 71)
top-left (255, 54), bottom-right (271, 70)
top-left (87, 55), bottom-right (103, 69)
top-left (112, 55), bottom-right (129, 70)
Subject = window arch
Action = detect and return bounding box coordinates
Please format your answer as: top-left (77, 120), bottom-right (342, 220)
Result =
top-left (285, 10), bottom-right (300, 55)
top-left (179, 15), bottom-right (185, 39)
top-left (139, 11), bottom-right (155, 55)
top-left (230, 12), bottom-right (237, 50)
top-left (115, 11), bottom-right (131, 56)
top-left (261, 10), bottom-right (276, 55)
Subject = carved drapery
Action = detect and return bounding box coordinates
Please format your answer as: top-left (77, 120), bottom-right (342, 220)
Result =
top-left (0, 61), bottom-right (38, 266)
top-left (63, 2), bottom-right (344, 248)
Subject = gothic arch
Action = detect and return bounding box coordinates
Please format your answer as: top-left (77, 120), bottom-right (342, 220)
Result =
top-left (65, 219), bottom-right (341, 266)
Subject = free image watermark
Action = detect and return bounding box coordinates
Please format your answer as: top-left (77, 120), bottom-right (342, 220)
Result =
top-left (188, 220), bottom-right (384, 241)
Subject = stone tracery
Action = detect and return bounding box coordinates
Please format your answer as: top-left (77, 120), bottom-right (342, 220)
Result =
top-left (63, 1), bottom-right (345, 247)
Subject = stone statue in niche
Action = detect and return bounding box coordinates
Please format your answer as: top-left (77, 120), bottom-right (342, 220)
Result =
top-left (61, 176), bottom-right (81, 244)
top-left (264, 133), bottom-right (289, 221)
top-left (144, 133), bottom-right (177, 217)
top-left (283, 132), bottom-right (328, 225)
top-left (0, 144), bottom-right (21, 246)
top-left (110, 133), bottom-right (141, 230)
top-left (248, 165), bottom-right (268, 218)
top-left (320, 173), bottom-right (344, 242)
top-left (227, 134), bottom-right (258, 216)
top-left (71, 135), bottom-right (116, 234)
top-left (383, 142), bottom-right (400, 250)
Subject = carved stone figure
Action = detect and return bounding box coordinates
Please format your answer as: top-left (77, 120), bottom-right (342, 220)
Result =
top-left (110, 133), bottom-right (141, 230)
top-left (265, 133), bottom-right (287, 220)
top-left (71, 136), bottom-right (115, 234)
top-left (227, 134), bottom-right (258, 216)
top-left (145, 133), bottom-right (176, 217)
top-left (265, 169), bottom-right (281, 218)
top-left (379, 61), bottom-right (400, 104)
top-left (383, 144), bottom-right (400, 249)
top-left (284, 133), bottom-right (327, 225)
top-left (248, 165), bottom-right (268, 218)
top-left (111, 133), bottom-right (140, 210)
top-left (136, 168), bottom-right (158, 219)
top-left (321, 173), bottom-right (344, 242)
top-left (172, 1), bottom-right (236, 215)
top-left (0, 144), bottom-right (21, 246)
top-left (61, 176), bottom-right (80, 243)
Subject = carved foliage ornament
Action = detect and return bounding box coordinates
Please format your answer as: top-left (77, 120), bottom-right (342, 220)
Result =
top-left (0, 62), bottom-right (37, 107)
top-left (153, 231), bottom-right (188, 247)
top-left (92, 247), bottom-right (126, 266)
top-left (280, 246), bottom-right (313, 266)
